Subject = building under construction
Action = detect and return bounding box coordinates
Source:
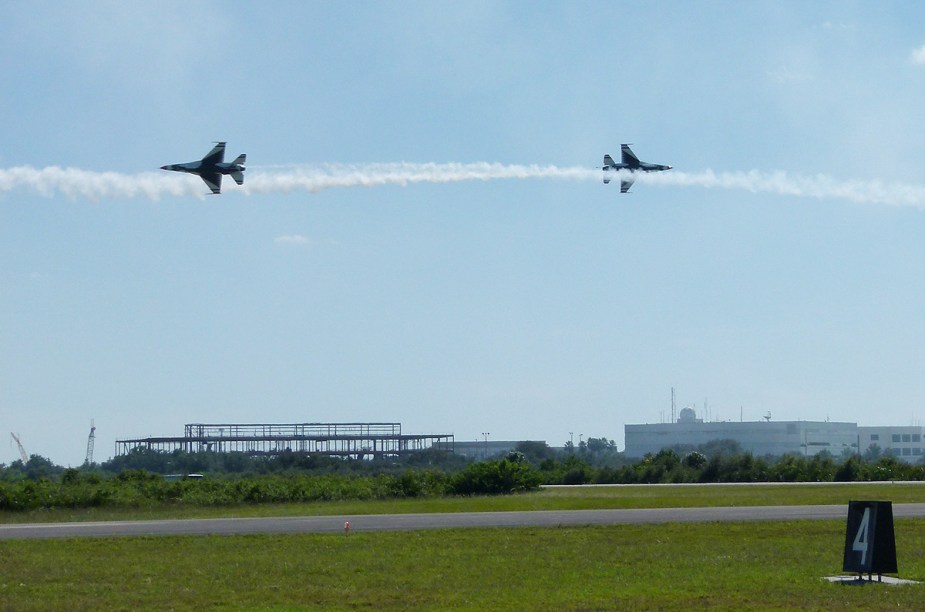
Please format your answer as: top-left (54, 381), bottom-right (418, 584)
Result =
top-left (115, 422), bottom-right (453, 460)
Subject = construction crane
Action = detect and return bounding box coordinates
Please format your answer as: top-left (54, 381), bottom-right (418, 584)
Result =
top-left (10, 432), bottom-right (28, 463)
top-left (84, 420), bottom-right (96, 465)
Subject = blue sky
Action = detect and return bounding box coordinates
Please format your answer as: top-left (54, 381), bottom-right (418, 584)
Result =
top-left (4, 2), bottom-right (925, 465)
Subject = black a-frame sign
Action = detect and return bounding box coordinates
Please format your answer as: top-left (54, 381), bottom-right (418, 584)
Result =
top-left (842, 501), bottom-right (897, 578)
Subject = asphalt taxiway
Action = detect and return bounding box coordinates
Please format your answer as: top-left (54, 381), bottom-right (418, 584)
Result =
top-left (2, 503), bottom-right (925, 540)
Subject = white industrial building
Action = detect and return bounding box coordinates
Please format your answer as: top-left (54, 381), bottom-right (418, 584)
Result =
top-left (858, 426), bottom-right (925, 462)
top-left (624, 407), bottom-right (925, 462)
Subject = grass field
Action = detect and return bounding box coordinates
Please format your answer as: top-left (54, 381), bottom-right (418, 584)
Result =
top-left (1, 520), bottom-right (922, 609)
top-left (1, 484), bottom-right (924, 609)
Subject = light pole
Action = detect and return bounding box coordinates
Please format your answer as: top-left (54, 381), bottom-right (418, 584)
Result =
top-left (481, 432), bottom-right (490, 459)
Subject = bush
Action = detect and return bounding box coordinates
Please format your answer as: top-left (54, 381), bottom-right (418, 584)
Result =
top-left (834, 456), bottom-right (864, 482)
top-left (449, 457), bottom-right (542, 495)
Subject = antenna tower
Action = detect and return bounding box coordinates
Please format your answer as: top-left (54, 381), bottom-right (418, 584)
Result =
top-left (671, 387), bottom-right (676, 423)
top-left (85, 420), bottom-right (96, 465)
top-left (10, 433), bottom-right (28, 463)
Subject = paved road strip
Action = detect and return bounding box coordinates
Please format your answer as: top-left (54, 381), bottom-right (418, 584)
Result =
top-left (2, 503), bottom-right (924, 540)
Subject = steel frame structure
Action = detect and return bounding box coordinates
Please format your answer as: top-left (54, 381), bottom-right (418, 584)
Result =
top-left (116, 422), bottom-right (454, 459)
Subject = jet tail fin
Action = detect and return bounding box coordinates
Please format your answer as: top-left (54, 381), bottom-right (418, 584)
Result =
top-left (603, 154), bottom-right (617, 167)
top-left (621, 144), bottom-right (640, 167)
top-left (231, 171), bottom-right (245, 186)
top-left (231, 154), bottom-right (246, 166)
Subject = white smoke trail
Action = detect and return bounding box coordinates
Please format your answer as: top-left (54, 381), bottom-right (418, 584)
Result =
top-left (245, 162), bottom-right (597, 193)
top-left (637, 169), bottom-right (925, 209)
top-left (0, 166), bottom-right (204, 200)
top-left (0, 163), bottom-right (597, 201)
top-left (2, 162), bottom-right (925, 209)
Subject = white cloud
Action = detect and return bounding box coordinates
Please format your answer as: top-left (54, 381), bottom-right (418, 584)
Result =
top-left (820, 22), bottom-right (855, 32)
top-left (274, 234), bottom-right (310, 245)
top-left (911, 44), bottom-right (925, 65)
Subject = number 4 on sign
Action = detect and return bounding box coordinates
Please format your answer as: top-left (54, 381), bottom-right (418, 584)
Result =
top-left (842, 501), bottom-right (896, 577)
top-left (852, 507), bottom-right (871, 565)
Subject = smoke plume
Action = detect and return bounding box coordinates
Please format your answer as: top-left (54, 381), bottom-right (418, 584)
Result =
top-left (2, 162), bottom-right (925, 208)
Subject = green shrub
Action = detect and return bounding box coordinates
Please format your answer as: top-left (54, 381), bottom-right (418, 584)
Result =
top-left (449, 457), bottom-right (542, 495)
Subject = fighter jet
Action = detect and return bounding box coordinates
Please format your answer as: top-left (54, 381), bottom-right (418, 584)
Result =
top-left (160, 142), bottom-right (246, 194)
top-left (603, 144), bottom-right (672, 193)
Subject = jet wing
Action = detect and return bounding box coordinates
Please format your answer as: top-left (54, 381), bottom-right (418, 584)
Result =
top-left (201, 142), bottom-right (226, 166)
top-left (199, 172), bottom-right (222, 194)
top-left (620, 174), bottom-right (636, 193)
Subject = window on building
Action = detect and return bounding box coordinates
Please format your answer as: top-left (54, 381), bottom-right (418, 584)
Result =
top-left (913, 448), bottom-right (922, 456)
top-left (902, 447), bottom-right (912, 456)
top-left (870, 434), bottom-right (879, 441)
top-left (903, 434), bottom-right (911, 443)
top-left (913, 434), bottom-right (921, 443)
top-left (892, 434), bottom-right (901, 443)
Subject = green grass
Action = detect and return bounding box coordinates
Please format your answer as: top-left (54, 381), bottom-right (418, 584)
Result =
top-left (1, 519), bottom-right (923, 609)
top-left (3, 482), bottom-right (924, 524)
top-left (540, 482), bottom-right (925, 508)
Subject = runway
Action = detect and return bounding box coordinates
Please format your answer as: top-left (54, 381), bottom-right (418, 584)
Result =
top-left (2, 503), bottom-right (925, 540)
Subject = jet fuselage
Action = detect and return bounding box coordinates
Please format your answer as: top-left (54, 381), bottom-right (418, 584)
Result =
top-left (602, 144), bottom-right (672, 192)
top-left (160, 161), bottom-right (245, 175)
top-left (160, 142), bottom-right (246, 194)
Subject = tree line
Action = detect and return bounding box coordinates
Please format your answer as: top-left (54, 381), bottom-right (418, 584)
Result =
top-left (1, 438), bottom-right (923, 512)
top-left (0, 452), bottom-right (539, 512)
